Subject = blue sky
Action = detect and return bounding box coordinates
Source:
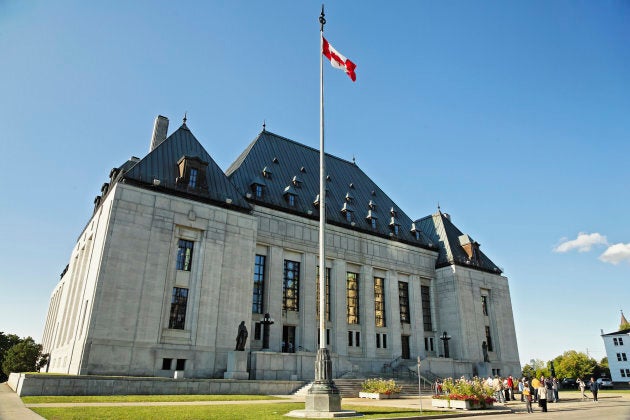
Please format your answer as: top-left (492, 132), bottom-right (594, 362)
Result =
top-left (1, 1), bottom-right (629, 367)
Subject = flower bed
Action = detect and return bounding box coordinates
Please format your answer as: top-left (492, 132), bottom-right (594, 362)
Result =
top-left (432, 377), bottom-right (495, 410)
top-left (359, 378), bottom-right (402, 399)
top-left (359, 391), bottom-right (400, 399)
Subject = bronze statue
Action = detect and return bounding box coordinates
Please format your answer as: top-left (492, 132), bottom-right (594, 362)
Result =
top-left (235, 321), bottom-right (248, 351)
top-left (482, 341), bottom-right (489, 362)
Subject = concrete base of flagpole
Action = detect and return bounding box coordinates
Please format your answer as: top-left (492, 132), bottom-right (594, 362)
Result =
top-left (286, 348), bottom-right (359, 418)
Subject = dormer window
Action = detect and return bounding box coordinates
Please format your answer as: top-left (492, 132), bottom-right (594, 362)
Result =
top-left (176, 156), bottom-right (208, 190)
top-left (389, 217), bottom-right (400, 235)
top-left (262, 166), bottom-right (272, 179)
top-left (254, 184), bottom-right (264, 198)
top-left (292, 175), bottom-right (303, 188)
top-left (410, 223), bottom-right (421, 240)
top-left (189, 168), bottom-right (198, 188)
top-left (368, 200), bottom-right (377, 210)
top-left (345, 192), bottom-right (354, 202)
top-left (366, 210), bottom-right (378, 229)
top-left (341, 202), bottom-right (354, 222)
top-left (250, 176), bottom-right (266, 199)
top-left (284, 185), bottom-right (298, 207)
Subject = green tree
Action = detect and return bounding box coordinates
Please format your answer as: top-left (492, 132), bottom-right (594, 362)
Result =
top-left (552, 350), bottom-right (597, 379)
top-left (522, 359), bottom-right (549, 379)
top-left (0, 332), bottom-right (22, 381)
top-left (1, 337), bottom-right (48, 376)
top-left (596, 357), bottom-right (610, 378)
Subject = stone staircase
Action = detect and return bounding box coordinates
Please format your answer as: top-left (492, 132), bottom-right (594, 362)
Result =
top-left (294, 378), bottom-right (432, 398)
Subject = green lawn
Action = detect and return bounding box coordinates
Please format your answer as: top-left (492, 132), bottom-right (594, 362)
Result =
top-left (30, 403), bottom-right (445, 420)
top-left (23, 394), bottom-right (280, 404)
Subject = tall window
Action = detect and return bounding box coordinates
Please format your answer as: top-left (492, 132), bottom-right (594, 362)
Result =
top-left (255, 184), bottom-right (263, 198)
top-left (316, 266), bottom-right (330, 321)
top-left (282, 325), bottom-right (296, 353)
top-left (421, 286), bottom-right (432, 331)
top-left (481, 295), bottom-right (488, 316)
top-left (283, 260), bottom-right (300, 312)
top-left (347, 272), bottom-right (360, 324)
top-left (374, 277), bottom-right (386, 327)
top-left (485, 325), bottom-right (493, 351)
top-left (399, 281), bottom-right (410, 323)
top-left (176, 239), bottom-right (194, 271)
top-left (168, 287), bottom-right (189, 329)
top-left (188, 168), bottom-right (198, 188)
top-left (252, 255), bottom-right (266, 313)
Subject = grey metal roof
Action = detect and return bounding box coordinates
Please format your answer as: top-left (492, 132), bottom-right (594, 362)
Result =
top-left (601, 328), bottom-right (630, 337)
top-left (415, 211), bottom-right (502, 274)
top-left (121, 123), bottom-right (250, 210)
top-left (226, 130), bottom-right (434, 248)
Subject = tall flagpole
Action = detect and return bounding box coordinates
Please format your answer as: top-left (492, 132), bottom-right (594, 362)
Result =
top-left (291, 6), bottom-right (353, 416)
top-left (301, 4), bottom-right (342, 415)
top-left (318, 2), bottom-right (326, 356)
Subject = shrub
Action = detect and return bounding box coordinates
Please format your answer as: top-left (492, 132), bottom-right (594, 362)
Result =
top-left (433, 377), bottom-right (495, 407)
top-left (361, 378), bottom-right (402, 395)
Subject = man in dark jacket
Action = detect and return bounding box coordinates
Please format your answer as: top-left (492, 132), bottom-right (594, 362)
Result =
top-left (589, 377), bottom-right (599, 402)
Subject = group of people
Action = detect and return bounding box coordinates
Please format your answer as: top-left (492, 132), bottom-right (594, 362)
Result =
top-left (434, 374), bottom-right (602, 414)
top-left (511, 375), bottom-right (600, 413)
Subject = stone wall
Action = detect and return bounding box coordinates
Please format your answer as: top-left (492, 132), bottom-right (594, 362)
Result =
top-left (8, 373), bottom-right (303, 397)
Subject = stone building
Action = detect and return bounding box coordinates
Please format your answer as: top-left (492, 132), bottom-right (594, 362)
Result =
top-left (41, 115), bottom-right (521, 380)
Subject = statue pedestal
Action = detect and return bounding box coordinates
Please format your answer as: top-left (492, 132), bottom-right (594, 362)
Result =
top-left (224, 351), bottom-right (249, 380)
top-left (476, 362), bottom-right (490, 378)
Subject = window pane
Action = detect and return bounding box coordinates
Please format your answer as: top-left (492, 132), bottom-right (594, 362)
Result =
top-left (485, 326), bottom-right (493, 351)
top-left (283, 260), bottom-right (300, 312)
top-left (168, 287), bottom-right (189, 329)
top-left (421, 286), bottom-right (432, 331)
top-left (374, 277), bottom-right (386, 327)
top-left (189, 168), bottom-right (198, 188)
top-left (316, 267), bottom-right (331, 321)
top-left (176, 240), bottom-right (194, 271)
top-left (347, 272), bottom-right (359, 324)
top-left (399, 281), bottom-right (410, 323)
top-left (253, 255), bottom-right (266, 313)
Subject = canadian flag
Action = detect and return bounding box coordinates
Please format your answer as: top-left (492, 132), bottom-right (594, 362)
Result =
top-left (322, 37), bottom-right (356, 82)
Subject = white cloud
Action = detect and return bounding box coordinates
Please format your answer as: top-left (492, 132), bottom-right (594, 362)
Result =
top-left (553, 232), bottom-right (608, 253)
top-left (599, 243), bottom-right (630, 265)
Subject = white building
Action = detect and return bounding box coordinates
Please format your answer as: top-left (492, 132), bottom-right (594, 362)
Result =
top-left (41, 115), bottom-right (521, 381)
top-left (601, 312), bottom-right (630, 383)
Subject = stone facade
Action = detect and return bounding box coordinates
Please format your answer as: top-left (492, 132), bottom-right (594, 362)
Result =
top-left (41, 119), bottom-right (521, 381)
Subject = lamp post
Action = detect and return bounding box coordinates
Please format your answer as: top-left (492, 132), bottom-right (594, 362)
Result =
top-left (440, 331), bottom-right (451, 358)
top-left (261, 313), bottom-right (274, 350)
top-left (417, 356), bottom-right (423, 415)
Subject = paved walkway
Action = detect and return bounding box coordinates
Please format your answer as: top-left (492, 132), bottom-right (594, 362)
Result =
top-left (2, 384), bottom-right (630, 420)
top-left (0, 383), bottom-right (44, 420)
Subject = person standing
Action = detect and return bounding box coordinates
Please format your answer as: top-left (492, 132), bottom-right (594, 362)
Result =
top-left (518, 377), bottom-right (525, 402)
top-left (577, 378), bottom-right (587, 400)
top-left (523, 381), bottom-right (533, 413)
top-left (552, 377), bottom-right (559, 402)
top-left (493, 376), bottom-right (505, 403)
top-left (507, 375), bottom-right (514, 401)
top-left (590, 377), bottom-right (599, 402)
top-left (537, 383), bottom-right (548, 412)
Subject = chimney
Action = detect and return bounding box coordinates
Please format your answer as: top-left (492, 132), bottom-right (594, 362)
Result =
top-left (150, 115), bottom-right (169, 151)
